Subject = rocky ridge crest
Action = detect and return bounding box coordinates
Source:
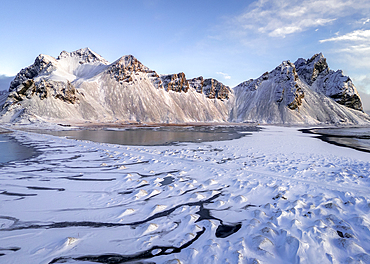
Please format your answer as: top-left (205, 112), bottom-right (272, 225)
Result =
top-left (58, 47), bottom-right (108, 65)
top-left (1, 49), bottom-right (368, 125)
top-left (294, 53), bottom-right (362, 111)
top-left (235, 60), bottom-right (304, 110)
top-left (235, 53), bottom-right (362, 112)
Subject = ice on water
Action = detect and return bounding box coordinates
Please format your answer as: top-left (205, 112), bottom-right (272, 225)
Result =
top-left (1, 126), bottom-right (370, 264)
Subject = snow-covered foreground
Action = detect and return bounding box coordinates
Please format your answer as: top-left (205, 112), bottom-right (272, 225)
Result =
top-left (1, 126), bottom-right (370, 264)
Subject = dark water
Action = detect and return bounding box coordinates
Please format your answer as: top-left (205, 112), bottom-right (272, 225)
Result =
top-left (31, 126), bottom-right (261, 146)
top-left (0, 134), bottom-right (35, 163)
top-left (301, 127), bottom-right (370, 153)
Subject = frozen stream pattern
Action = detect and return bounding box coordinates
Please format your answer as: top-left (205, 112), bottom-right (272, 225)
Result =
top-left (1, 127), bottom-right (370, 263)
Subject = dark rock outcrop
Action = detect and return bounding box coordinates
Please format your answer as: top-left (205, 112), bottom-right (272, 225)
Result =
top-left (9, 54), bottom-right (56, 92)
top-left (295, 53), bottom-right (329, 85)
top-left (4, 79), bottom-right (78, 109)
top-left (189, 77), bottom-right (231, 100)
top-left (271, 61), bottom-right (304, 110)
top-left (188, 76), bottom-right (204, 93)
top-left (294, 53), bottom-right (362, 111)
top-left (158, 74), bottom-right (231, 99)
top-left (107, 55), bottom-right (162, 88)
top-left (160, 72), bottom-right (189, 93)
top-left (58, 47), bottom-right (108, 65)
top-left (321, 70), bottom-right (362, 111)
top-left (235, 61), bottom-right (304, 110)
top-left (202, 78), bottom-right (231, 100)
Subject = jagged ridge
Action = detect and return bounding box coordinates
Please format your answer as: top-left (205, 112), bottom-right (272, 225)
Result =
top-left (0, 49), bottom-right (368, 125)
top-left (0, 48), bottom-right (231, 124)
top-left (233, 53), bottom-right (369, 124)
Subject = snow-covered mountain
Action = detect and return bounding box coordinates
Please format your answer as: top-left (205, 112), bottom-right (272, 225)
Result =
top-left (0, 48), bottom-right (369, 125)
top-left (233, 53), bottom-right (370, 124)
top-left (0, 48), bottom-right (231, 124)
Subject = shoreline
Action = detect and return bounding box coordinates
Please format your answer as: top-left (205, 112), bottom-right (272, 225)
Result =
top-left (1, 126), bottom-right (370, 263)
top-left (301, 127), bottom-right (370, 153)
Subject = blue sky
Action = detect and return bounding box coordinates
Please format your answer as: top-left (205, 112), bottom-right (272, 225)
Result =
top-left (1, 0), bottom-right (370, 109)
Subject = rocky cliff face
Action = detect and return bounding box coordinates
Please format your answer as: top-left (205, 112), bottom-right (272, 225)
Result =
top-left (158, 73), bottom-right (232, 100)
top-left (0, 48), bottom-right (231, 123)
top-left (233, 53), bottom-right (369, 124)
top-left (294, 53), bottom-right (362, 111)
top-left (235, 61), bottom-right (304, 111)
top-left (4, 53), bottom-right (81, 110)
top-left (202, 78), bottom-right (231, 100)
top-left (188, 77), bottom-right (231, 100)
top-left (321, 71), bottom-right (362, 110)
top-left (294, 53), bottom-right (329, 85)
top-left (107, 55), bottom-right (162, 88)
top-left (160, 73), bottom-right (189, 93)
top-left (0, 49), bottom-right (368, 125)
top-left (58, 48), bottom-right (108, 65)
top-left (9, 54), bottom-right (57, 92)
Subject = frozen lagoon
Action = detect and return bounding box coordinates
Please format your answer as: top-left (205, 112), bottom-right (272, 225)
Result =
top-left (23, 125), bottom-right (261, 146)
top-left (1, 126), bottom-right (370, 264)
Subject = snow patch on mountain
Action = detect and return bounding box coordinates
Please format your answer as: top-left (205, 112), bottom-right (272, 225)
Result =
top-left (233, 54), bottom-right (369, 125)
top-left (294, 53), bottom-right (362, 111)
top-left (0, 49), bottom-right (369, 125)
top-left (0, 48), bottom-right (231, 124)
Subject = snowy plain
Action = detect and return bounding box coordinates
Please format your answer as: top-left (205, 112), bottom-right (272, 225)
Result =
top-left (1, 126), bottom-right (370, 264)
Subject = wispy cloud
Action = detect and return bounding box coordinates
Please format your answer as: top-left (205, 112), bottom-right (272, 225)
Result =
top-left (320, 29), bottom-right (370, 43)
top-left (216, 72), bottom-right (231, 80)
top-left (319, 28), bottom-right (370, 90)
top-left (319, 29), bottom-right (370, 63)
top-left (233, 0), bottom-right (370, 38)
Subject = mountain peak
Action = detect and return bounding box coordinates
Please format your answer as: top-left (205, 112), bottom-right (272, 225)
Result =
top-left (1, 50), bottom-right (369, 125)
top-left (113, 55), bottom-right (142, 67)
top-left (307, 52), bottom-right (324, 63)
top-left (57, 48), bottom-right (109, 65)
top-left (294, 52), bottom-right (329, 85)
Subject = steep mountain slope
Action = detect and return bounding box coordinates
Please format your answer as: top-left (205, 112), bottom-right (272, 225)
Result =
top-left (0, 48), bottom-right (231, 124)
top-left (233, 54), bottom-right (370, 125)
top-left (0, 49), bottom-right (369, 125)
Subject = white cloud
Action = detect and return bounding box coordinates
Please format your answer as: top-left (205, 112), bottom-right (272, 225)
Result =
top-left (357, 18), bottom-right (370, 25)
top-left (233, 0), bottom-right (370, 38)
top-left (216, 72), bottom-right (231, 79)
top-left (320, 29), bottom-right (370, 43)
top-left (319, 29), bottom-right (370, 68)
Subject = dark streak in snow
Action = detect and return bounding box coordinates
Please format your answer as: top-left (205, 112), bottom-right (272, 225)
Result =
top-left (49, 227), bottom-right (205, 264)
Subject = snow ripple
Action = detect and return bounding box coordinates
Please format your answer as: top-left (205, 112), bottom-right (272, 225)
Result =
top-left (0, 126), bottom-right (369, 263)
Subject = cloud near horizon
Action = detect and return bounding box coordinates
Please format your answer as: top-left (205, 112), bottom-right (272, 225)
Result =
top-left (319, 28), bottom-right (370, 73)
top-left (234, 0), bottom-right (370, 38)
top-left (320, 29), bottom-right (370, 43)
top-left (216, 72), bottom-right (231, 80)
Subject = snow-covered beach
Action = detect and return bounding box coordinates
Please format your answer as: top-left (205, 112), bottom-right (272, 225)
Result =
top-left (1, 126), bottom-right (370, 264)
